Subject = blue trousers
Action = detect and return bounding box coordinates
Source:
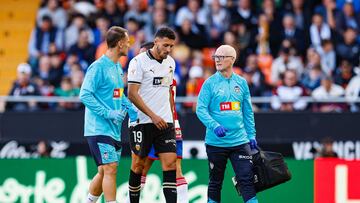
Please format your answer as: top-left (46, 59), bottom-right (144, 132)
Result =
top-left (206, 143), bottom-right (256, 203)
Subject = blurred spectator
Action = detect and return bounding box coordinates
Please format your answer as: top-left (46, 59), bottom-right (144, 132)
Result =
top-left (72, 0), bottom-right (98, 17)
top-left (176, 18), bottom-right (207, 49)
top-left (68, 29), bottom-right (96, 68)
top-left (37, 0), bottom-right (67, 29)
top-left (260, 0), bottom-right (283, 56)
top-left (310, 13), bottom-right (331, 50)
top-left (334, 59), bottom-right (354, 88)
top-left (301, 64), bottom-right (324, 92)
top-left (271, 70), bottom-right (307, 111)
top-left (229, 0), bottom-right (257, 30)
top-left (203, 0), bottom-right (230, 46)
top-left (315, 137), bottom-right (338, 158)
top-left (92, 15), bottom-right (110, 47)
top-left (37, 55), bottom-right (51, 81)
top-left (48, 53), bottom-right (64, 87)
top-left (312, 76), bottom-right (345, 112)
top-left (345, 67), bottom-right (360, 112)
top-left (336, 28), bottom-right (360, 66)
top-left (33, 76), bottom-right (54, 97)
top-left (101, 0), bottom-right (125, 27)
top-left (54, 77), bottom-right (80, 110)
top-left (285, 0), bottom-right (312, 32)
top-left (28, 15), bottom-right (63, 69)
top-left (242, 54), bottom-right (269, 97)
top-left (70, 69), bottom-right (84, 89)
top-left (318, 39), bottom-right (336, 76)
top-left (337, 0), bottom-right (360, 13)
top-left (6, 63), bottom-right (40, 111)
top-left (175, 0), bottom-right (207, 27)
top-left (270, 46), bottom-right (304, 85)
top-left (185, 65), bottom-right (205, 111)
top-left (280, 14), bottom-right (306, 56)
top-left (335, 2), bottom-right (360, 36)
top-left (65, 13), bottom-right (94, 50)
top-left (314, 0), bottom-right (337, 27)
top-left (144, 8), bottom-right (169, 41)
top-left (36, 140), bottom-right (50, 157)
top-left (124, 0), bottom-right (151, 27)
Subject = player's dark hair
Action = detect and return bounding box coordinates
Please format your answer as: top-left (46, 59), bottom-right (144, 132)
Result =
top-left (154, 27), bottom-right (176, 40)
top-left (106, 26), bottom-right (128, 48)
top-left (140, 42), bottom-right (154, 50)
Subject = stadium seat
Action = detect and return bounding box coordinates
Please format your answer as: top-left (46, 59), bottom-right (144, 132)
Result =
top-left (0, 0), bottom-right (39, 94)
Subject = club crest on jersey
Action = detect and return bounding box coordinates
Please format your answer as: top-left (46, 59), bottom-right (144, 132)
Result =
top-left (103, 152), bottom-right (109, 160)
top-left (220, 102), bottom-right (240, 111)
top-left (234, 86), bottom-right (240, 93)
top-left (113, 88), bottom-right (124, 98)
top-left (169, 66), bottom-right (173, 73)
top-left (135, 144), bottom-right (141, 151)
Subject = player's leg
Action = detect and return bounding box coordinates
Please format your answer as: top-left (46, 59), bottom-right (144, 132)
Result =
top-left (175, 140), bottom-right (188, 203)
top-left (206, 144), bottom-right (230, 203)
top-left (156, 124), bottom-right (177, 203)
top-left (142, 146), bottom-right (157, 185)
top-left (102, 162), bottom-right (118, 202)
top-left (86, 135), bottom-right (121, 202)
top-left (128, 124), bottom-right (152, 203)
top-left (229, 144), bottom-right (257, 203)
top-left (87, 166), bottom-right (103, 203)
top-left (125, 148), bottom-right (156, 203)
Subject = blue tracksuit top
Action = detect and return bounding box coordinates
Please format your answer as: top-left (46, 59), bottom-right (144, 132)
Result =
top-left (196, 71), bottom-right (256, 147)
top-left (79, 55), bottom-right (135, 141)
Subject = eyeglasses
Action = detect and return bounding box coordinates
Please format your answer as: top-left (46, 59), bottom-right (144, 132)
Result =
top-left (212, 55), bottom-right (234, 61)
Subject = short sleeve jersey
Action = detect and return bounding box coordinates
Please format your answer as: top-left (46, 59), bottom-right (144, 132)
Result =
top-left (127, 50), bottom-right (176, 124)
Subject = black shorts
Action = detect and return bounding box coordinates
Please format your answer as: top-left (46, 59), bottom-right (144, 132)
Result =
top-left (129, 123), bottom-right (176, 157)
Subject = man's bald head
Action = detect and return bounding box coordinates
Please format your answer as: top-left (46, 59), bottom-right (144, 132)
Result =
top-left (215, 45), bottom-right (237, 59)
top-left (214, 45), bottom-right (237, 72)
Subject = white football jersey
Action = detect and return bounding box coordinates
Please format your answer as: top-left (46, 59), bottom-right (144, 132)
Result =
top-left (127, 50), bottom-right (175, 124)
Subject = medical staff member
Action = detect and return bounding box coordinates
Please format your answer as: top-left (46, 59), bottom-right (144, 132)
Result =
top-left (196, 45), bottom-right (259, 203)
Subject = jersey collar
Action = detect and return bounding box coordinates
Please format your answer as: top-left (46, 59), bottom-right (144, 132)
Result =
top-left (146, 50), bottom-right (164, 63)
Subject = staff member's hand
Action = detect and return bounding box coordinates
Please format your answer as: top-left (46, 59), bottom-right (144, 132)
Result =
top-left (214, 126), bottom-right (227, 137)
top-left (151, 114), bottom-right (168, 130)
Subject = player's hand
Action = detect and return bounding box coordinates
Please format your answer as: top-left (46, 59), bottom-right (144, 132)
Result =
top-left (106, 109), bottom-right (126, 122)
top-left (249, 139), bottom-right (258, 150)
top-left (151, 114), bottom-right (168, 130)
top-left (214, 126), bottom-right (227, 137)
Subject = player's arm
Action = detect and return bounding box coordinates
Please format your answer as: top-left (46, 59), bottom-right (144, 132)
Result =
top-left (196, 80), bottom-right (220, 131)
top-left (241, 80), bottom-right (256, 140)
top-left (79, 65), bottom-right (112, 119)
top-left (128, 84), bottom-right (167, 129)
top-left (121, 95), bottom-right (138, 122)
top-left (169, 85), bottom-right (175, 122)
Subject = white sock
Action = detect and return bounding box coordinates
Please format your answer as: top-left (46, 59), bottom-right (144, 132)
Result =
top-left (177, 177), bottom-right (189, 203)
top-left (106, 201), bottom-right (116, 203)
top-left (86, 193), bottom-right (99, 203)
top-left (125, 175), bottom-right (147, 203)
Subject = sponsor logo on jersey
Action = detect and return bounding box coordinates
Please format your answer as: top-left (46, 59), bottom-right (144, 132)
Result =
top-left (220, 102), bottom-right (240, 111)
top-left (113, 88), bottom-right (124, 98)
top-left (153, 77), bottom-right (171, 86)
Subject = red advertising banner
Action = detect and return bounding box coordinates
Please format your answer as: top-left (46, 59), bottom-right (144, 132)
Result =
top-left (314, 158), bottom-right (360, 203)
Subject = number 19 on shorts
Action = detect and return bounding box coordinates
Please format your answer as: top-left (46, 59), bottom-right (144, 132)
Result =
top-left (132, 131), bottom-right (142, 143)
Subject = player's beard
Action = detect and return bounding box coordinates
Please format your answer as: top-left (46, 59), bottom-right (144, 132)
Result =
top-left (156, 46), bottom-right (167, 60)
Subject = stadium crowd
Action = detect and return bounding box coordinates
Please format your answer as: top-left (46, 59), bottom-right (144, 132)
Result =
top-left (6, 0), bottom-right (360, 112)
